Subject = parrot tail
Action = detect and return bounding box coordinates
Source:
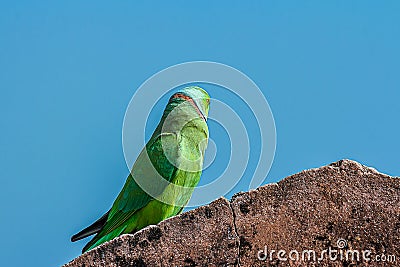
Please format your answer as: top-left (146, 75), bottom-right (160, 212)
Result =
top-left (82, 225), bottom-right (127, 253)
top-left (71, 211), bottom-right (109, 242)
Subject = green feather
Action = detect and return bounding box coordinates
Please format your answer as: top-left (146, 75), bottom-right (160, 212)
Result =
top-left (71, 86), bottom-right (210, 253)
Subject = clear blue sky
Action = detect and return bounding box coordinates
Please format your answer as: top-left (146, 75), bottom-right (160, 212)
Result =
top-left (1, 1), bottom-right (399, 266)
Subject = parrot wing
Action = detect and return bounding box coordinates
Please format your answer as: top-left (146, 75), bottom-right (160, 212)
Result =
top-left (80, 133), bottom-right (179, 252)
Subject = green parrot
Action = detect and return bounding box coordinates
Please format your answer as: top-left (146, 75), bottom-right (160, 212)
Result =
top-left (71, 86), bottom-right (210, 253)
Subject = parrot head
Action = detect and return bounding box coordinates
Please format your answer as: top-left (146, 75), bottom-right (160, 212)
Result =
top-left (169, 86), bottom-right (210, 121)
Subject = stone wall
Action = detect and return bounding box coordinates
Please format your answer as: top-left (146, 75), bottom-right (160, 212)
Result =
top-left (63, 160), bottom-right (400, 267)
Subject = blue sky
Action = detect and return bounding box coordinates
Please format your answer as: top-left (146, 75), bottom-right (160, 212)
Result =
top-left (1, 1), bottom-right (399, 266)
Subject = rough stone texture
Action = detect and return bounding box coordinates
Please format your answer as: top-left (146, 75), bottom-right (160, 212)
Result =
top-left (231, 160), bottom-right (400, 266)
top-left (64, 198), bottom-right (239, 267)
top-left (64, 160), bottom-right (400, 267)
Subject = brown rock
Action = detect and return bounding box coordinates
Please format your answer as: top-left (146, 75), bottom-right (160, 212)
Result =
top-left (64, 198), bottom-right (239, 267)
top-left (63, 160), bottom-right (400, 267)
top-left (231, 159), bottom-right (400, 266)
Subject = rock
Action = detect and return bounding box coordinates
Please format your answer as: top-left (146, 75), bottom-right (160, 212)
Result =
top-left (232, 159), bottom-right (400, 266)
top-left (64, 198), bottom-right (239, 267)
top-left (63, 160), bottom-right (400, 267)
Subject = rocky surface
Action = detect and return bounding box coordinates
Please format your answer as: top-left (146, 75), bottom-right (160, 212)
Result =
top-left (63, 160), bottom-right (400, 267)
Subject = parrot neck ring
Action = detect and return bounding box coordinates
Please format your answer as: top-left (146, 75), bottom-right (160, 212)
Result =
top-left (170, 93), bottom-right (207, 121)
